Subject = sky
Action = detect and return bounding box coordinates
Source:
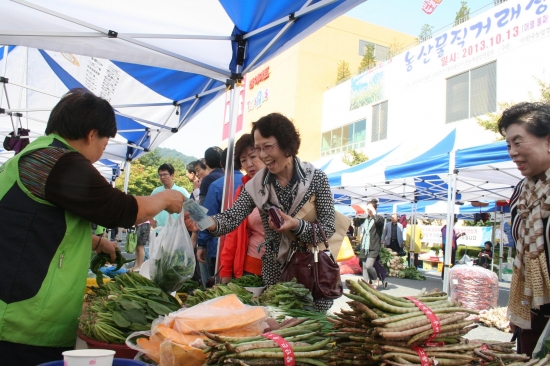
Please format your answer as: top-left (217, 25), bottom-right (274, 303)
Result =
top-left (160, 0), bottom-right (495, 159)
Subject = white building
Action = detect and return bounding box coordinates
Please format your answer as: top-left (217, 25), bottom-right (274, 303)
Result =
top-left (321, 0), bottom-right (550, 160)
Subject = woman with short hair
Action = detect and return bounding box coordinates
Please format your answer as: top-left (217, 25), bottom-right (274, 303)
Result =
top-left (0, 89), bottom-right (187, 365)
top-left (199, 113), bottom-right (337, 311)
top-left (499, 102), bottom-right (550, 356)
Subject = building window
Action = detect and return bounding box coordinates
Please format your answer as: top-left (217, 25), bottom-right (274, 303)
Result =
top-left (358, 40), bottom-right (390, 61)
top-left (321, 119), bottom-right (366, 156)
top-left (371, 101), bottom-right (388, 142)
top-left (446, 61), bottom-right (496, 123)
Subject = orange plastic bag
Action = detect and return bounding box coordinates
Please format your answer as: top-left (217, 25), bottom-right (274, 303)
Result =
top-left (126, 295), bottom-right (269, 365)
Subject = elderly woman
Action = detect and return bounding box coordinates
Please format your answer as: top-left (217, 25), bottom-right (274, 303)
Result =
top-left (0, 89), bottom-right (186, 365)
top-left (499, 102), bottom-right (550, 356)
top-left (202, 113), bottom-right (337, 311)
top-left (219, 134), bottom-right (266, 282)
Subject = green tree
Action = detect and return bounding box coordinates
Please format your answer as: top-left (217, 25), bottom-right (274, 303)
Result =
top-left (454, 1), bottom-right (470, 26)
top-left (336, 60), bottom-right (351, 82)
top-left (358, 44), bottom-right (376, 72)
top-left (342, 150), bottom-right (369, 166)
top-left (418, 24), bottom-right (434, 42)
top-left (115, 155), bottom-right (193, 196)
top-left (476, 77), bottom-right (550, 139)
top-left (475, 102), bottom-right (512, 141)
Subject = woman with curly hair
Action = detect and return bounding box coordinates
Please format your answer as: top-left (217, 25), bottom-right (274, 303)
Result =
top-left (498, 102), bottom-right (550, 356)
top-left (195, 113), bottom-right (338, 311)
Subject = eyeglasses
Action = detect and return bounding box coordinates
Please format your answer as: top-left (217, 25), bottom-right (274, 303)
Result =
top-left (158, 173), bottom-right (170, 178)
top-left (253, 142), bottom-right (278, 153)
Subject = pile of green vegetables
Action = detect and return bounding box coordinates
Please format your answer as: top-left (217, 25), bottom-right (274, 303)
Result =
top-left (379, 246), bottom-right (394, 272)
top-left (203, 318), bottom-right (333, 365)
top-left (185, 282), bottom-right (256, 307)
top-left (398, 266), bottom-right (426, 280)
top-left (229, 274), bottom-right (264, 287)
top-left (152, 247), bottom-right (195, 293)
top-left (80, 272), bottom-right (180, 344)
top-left (185, 279), bottom-right (316, 312)
top-left (259, 279), bottom-right (315, 311)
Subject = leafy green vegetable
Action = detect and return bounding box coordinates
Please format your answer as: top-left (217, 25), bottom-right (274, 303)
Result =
top-left (112, 311), bottom-right (132, 328)
top-left (258, 279), bottom-right (315, 311)
top-left (152, 247), bottom-right (195, 293)
top-left (177, 279), bottom-right (201, 294)
top-left (397, 266), bottom-right (426, 280)
top-left (185, 283), bottom-right (256, 307)
top-left (380, 247), bottom-right (393, 272)
top-left (229, 275), bottom-right (265, 287)
top-left (80, 272), bottom-right (181, 344)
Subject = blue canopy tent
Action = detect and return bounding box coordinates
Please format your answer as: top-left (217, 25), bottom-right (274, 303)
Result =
top-left (0, 0), bottom-right (366, 189)
top-left (328, 129), bottom-right (458, 206)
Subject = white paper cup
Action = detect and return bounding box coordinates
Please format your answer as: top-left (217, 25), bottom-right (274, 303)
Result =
top-left (244, 286), bottom-right (265, 298)
top-left (138, 259), bottom-right (150, 279)
top-left (62, 349), bottom-right (115, 366)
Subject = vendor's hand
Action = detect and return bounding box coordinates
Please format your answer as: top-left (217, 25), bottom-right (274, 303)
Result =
top-left (196, 247), bottom-right (207, 263)
top-left (221, 277), bottom-right (232, 284)
top-left (509, 322), bottom-right (517, 333)
top-left (95, 239), bottom-right (119, 262)
top-left (268, 209), bottom-right (298, 232)
top-left (164, 190), bottom-right (186, 214)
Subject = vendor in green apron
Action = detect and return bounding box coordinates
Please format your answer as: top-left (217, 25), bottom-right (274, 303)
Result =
top-left (0, 89), bottom-right (188, 366)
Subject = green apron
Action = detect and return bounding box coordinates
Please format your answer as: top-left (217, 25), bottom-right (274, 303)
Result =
top-left (0, 134), bottom-right (90, 347)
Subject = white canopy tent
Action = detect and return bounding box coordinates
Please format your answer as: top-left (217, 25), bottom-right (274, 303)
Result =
top-left (0, 0), bottom-right (366, 193)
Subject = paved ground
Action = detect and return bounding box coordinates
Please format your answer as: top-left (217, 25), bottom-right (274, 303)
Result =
top-left (331, 271), bottom-right (513, 343)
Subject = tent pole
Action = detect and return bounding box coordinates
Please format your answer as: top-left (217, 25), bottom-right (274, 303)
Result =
top-left (409, 202), bottom-right (417, 268)
top-left (0, 46), bottom-right (9, 108)
top-left (499, 206), bottom-right (504, 281)
top-left (123, 161), bottom-right (131, 194)
top-left (496, 201), bottom-right (502, 281)
top-left (443, 151), bottom-right (457, 294)
top-left (214, 70), bottom-right (242, 276)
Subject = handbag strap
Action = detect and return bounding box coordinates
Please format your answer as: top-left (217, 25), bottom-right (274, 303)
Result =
top-left (310, 221), bottom-right (318, 250)
top-left (314, 221), bottom-right (330, 250)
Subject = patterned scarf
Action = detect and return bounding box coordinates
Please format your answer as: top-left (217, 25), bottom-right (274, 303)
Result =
top-left (508, 168), bottom-right (550, 329)
top-left (245, 157), bottom-right (316, 264)
top-left (360, 217), bottom-right (375, 255)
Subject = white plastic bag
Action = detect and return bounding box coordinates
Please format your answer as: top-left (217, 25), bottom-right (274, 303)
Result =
top-left (150, 212), bottom-right (196, 293)
top-left (148, 227), bottom-right (159, 260)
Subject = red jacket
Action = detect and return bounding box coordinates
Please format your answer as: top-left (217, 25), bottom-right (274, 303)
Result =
top-left (219, 175), bottom-right (263, 278)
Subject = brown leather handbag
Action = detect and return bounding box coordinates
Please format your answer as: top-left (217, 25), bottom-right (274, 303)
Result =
top-left (280, 221), bottom-right (343, 300)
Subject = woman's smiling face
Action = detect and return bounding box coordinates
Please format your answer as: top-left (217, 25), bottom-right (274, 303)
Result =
top-left (253, 129), bottom-right (286, 175)
top-left (506, 122), bottom-right (550, 180)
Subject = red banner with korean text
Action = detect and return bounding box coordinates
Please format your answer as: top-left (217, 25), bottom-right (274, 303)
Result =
top-left (422, 0), bottom-right (443, 15)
